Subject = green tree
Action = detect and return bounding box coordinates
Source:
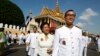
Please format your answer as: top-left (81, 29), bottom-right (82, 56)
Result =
top-left (0, 0), bottom-right (25, 25)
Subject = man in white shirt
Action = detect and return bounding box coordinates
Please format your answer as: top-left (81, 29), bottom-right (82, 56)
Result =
top-left (82, 32), bottom-right (89, 56)
top-left (8, 31), bottom-right (12, 45)
top-left (26, 26), bottom-right (39, 56)
top-left (97, 35), bottom-right (100, 53)
top-left (26, 31), bottom-right (30, 52)
top-left (80, 32), bottom-right (86, 56)
top-left (52, 9), bottom-right (82, 56)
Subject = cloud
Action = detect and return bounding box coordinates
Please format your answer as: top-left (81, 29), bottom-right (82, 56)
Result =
top-left (76, 22), bottom-right (86, 28)
top-left (79, 8), bottom-right (98, 22)
top-left (76, 8), bottom-right (98, 29)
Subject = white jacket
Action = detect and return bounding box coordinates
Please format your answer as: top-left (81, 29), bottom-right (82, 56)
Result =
top-left (52, 25), bottom-right (82, 56)
top-left (26, 32), bottom-right (39, 48)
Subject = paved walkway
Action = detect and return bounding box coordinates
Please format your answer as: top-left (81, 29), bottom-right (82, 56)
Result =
top-left (2, 43), bottom-right (100, 56)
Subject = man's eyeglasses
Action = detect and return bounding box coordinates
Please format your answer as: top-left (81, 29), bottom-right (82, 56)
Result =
top-left (66, 14), bottom-right (76, 17)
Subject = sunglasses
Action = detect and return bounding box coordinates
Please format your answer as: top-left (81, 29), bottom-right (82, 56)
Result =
top-left (66, 14), bottom-right (76, 16)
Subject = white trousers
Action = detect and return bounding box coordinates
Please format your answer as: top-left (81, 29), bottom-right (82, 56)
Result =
top-left (84, 47), bottom-right (87, 56)
top-left (26, 46), bottom-right (29, 51)
top-left (18, 39), bottom-right (23, 45)
top-left (98, 44), bottom-right (100, 52)
top-left (28, 47), bottom-right (37, 56)
top-left (80, 45), bottom-right (84, 56)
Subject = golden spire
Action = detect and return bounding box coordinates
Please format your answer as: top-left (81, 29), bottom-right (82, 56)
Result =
top-left (55, 0), bottom-right (60, 13)
top-left (29, 9), bottom-right (32, 17)
top-left (29, 9), bottom-right (32, 14)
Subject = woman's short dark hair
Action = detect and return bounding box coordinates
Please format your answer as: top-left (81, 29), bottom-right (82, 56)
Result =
top-left (64, 9), bottom-right (76, 18)
top-left (40, 22), bottom-right (49, 31)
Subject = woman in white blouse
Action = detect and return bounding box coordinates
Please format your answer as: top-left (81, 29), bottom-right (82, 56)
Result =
top-left (37, 23), bottom-right (54, 56)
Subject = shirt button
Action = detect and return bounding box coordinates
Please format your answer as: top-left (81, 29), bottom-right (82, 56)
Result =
top-left (72, 47), bottom-right (74, 49)
top-left (72, 52), bottom-right (74, 54)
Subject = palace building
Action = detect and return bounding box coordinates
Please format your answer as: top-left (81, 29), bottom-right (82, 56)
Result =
top-left (26, 0), bottom-right (65, 32)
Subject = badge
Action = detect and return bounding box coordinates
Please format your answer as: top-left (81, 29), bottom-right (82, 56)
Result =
top-left (62, 40), bottom-right (66, 45)
top-left (59, 38), bottom-right (66, 45)
top-left (41, 38), bottom-right (43, 41)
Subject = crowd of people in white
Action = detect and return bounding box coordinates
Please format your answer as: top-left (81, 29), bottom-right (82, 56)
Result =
top-left (3, 25), bottom-right (100, 56)
top-left (1, 9), bottom-right (100, 56)
top-left (4, 31), bottom-right (26, 45)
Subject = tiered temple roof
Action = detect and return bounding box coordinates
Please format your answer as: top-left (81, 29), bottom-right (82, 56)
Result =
top-left (35, 0), bottom-right (65, 22)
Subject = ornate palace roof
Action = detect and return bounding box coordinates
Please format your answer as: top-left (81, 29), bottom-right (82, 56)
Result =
top-left (35, 0), bottom-right (65, 22)
top-left (40, 7), bottom-right (64, 19)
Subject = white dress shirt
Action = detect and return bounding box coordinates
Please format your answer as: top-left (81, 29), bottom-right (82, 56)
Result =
top-left (37, 33), bottom-right (54, 56)
top-left (52, 25), bottom-right (82, 56)
top-left (26, 32), bottom-right (39, 48)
